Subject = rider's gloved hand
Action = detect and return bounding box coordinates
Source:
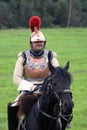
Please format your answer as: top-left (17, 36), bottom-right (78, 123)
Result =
top-left (17, 80), bottom-right (35, 92)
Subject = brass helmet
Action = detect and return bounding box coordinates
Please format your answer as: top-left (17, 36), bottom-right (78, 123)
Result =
top-left (29, 16), bottom-right (46, 43)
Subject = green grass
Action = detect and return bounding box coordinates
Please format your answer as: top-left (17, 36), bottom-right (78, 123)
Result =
top-left (0, 28), bottom-right (87, 130)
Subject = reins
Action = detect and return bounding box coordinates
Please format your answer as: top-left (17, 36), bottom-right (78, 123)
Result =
top-left (37, 75), bottom-right (73, 130)
top-left (37, 89), bottom-right (72, 121)
top-left (37, 100), bottom-right (58, 120)
top-left (10, 86), bottom-right (42, 106)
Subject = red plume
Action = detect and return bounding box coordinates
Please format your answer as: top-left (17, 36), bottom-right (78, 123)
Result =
top-left (29, 16), bottom-right (41, 32)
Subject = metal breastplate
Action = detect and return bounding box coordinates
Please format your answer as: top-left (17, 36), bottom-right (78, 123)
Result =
top-left (23, 51), bottom-right (50, 79)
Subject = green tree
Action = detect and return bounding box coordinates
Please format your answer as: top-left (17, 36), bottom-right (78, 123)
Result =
top-left (70, 0), bottom-right (82, 26)
top-left (0, 2), bottom-right (14, 28)
top-left (54, 0), bottom-right (68, 27)
top-left (80, 0), bottom-right (87, 26)
top-left (8, 0), bottom-right (35, 27)
top-left (0, 0), bottom-right (87, 28)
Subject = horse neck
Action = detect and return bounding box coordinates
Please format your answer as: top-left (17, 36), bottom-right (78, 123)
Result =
top-left (35, 94), bottom-right (55, 130)
top-left (39, 93), bottom-right (55, 114)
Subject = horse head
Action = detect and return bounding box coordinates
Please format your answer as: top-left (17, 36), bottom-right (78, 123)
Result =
top-left (42, 61), bottom-right (74, 129)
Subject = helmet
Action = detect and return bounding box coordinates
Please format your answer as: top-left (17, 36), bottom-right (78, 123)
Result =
top-left (29, 16), bottom-right (46, 43)
top-left (30, 31), bottom-right (46, 42)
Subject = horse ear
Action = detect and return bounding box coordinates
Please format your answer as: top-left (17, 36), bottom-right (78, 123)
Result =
top-left (48, 51), bottom-right (56, 74)
top-left (64, 61), bottom-right (70, 71)
top-left (49, 61), bottom-right (56, 74)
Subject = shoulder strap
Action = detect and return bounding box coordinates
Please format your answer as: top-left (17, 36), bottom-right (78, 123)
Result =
top-left (22, 51), bottom-right (53, 66)
top-left (22, 52), bottom-right (27, 66)
top-left (48, 51), bottom-right (53, 63)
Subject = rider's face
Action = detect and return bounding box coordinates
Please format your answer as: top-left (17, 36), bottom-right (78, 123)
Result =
top-left (31, 41), bottom-right (45, 52)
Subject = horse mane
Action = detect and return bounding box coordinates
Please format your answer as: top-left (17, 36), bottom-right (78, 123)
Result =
top-left (42, 66), bottom-right (72, 93)
top-left (55, 66), bottom-right (72, 85)
top-left (17, 93), bottom-right (40, 117)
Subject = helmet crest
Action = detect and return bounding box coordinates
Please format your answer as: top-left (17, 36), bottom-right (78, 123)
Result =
top-left (29, 16), bottom-right (41, 32)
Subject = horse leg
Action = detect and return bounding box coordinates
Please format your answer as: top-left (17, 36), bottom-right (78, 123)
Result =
top-left (7, 103), bottom-right (18, 130)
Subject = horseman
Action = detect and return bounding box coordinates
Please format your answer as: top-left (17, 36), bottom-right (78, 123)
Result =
top-left (7, 16), bottom-right (59, 130)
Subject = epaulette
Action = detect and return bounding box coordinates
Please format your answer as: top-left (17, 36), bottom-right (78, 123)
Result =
top-left (17, 52), bottom-right (23, 57)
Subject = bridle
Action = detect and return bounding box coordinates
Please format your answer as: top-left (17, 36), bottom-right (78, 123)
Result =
top-left (54, 90), bottom-right (73, 129)
top-left (37, 75), bottom-right (73, 130)
top-left (37, 89), bottom-right (73, 130)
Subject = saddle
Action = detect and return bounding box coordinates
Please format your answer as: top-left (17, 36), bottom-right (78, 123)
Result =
top-left (17, 93), bottom-right (40, 117)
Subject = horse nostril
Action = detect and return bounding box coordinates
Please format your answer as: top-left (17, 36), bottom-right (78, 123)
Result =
top-left (63, 101), bottom-right (74, 114)
top-left (64, 101), bottom-right (68, 107)
top-left (64, 100), bottom-right (74, 108)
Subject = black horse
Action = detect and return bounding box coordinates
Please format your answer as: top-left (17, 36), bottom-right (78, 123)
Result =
top-left (18, 62), bottom-right (74, 130)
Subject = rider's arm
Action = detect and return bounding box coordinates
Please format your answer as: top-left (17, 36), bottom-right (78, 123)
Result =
top-left (13, 52), bottom-right (34, 91)
top-left (13, 52), bottom-right (24, 86)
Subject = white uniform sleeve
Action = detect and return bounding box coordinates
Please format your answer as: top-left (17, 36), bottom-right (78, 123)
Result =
top-left (13, 52), bottom-right (24, 86)
top-left (51, 52), bottom-right (59, 67)
top-left (13, 52), bottom-right (35, 91)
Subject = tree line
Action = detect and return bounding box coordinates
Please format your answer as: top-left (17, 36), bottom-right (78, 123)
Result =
top-left (0, 0), bottom-right (87, 28)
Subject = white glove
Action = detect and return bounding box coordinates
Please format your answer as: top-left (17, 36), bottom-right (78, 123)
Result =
top-left (17, 80), bottom-right (35, 91)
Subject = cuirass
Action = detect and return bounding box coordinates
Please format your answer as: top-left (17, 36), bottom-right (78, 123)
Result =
top-left (23, 51), bottom-right (50, 79)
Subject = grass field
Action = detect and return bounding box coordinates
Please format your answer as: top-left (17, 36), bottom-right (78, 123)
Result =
top-left (0, 28), bottom-right (87, 130)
